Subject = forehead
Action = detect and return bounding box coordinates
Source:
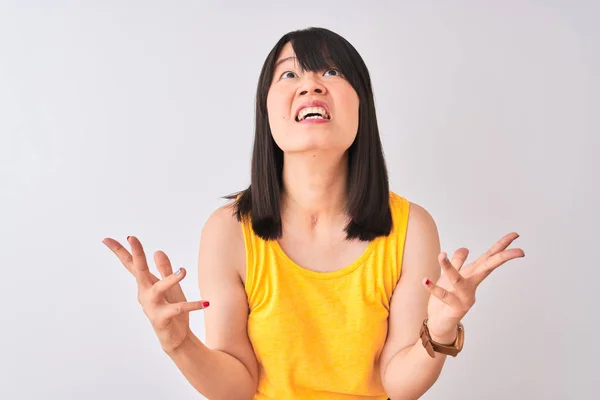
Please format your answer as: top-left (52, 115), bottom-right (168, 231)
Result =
top-left (278, 42), bottom-right (295, 58)
top-left (274, 42), bottom-right (297, 66)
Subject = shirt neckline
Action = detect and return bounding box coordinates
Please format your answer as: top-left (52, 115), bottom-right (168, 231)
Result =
top-left (268, 237), bottom-right (379, 280)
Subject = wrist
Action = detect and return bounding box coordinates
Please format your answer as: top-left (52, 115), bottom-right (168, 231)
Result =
top-left (426, 318), bottom-right (460, 345)
top-left (164, 329), bottom-right (197, 357)
top-left (429, 330), bottom-right (458, 345)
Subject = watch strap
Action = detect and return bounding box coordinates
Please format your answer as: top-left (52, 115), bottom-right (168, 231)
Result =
top-left (419, 317), bottom-right (464, 358)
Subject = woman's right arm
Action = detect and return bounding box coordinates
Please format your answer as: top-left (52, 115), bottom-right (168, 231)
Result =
top-left (166, 205), bottom-right (258, 400)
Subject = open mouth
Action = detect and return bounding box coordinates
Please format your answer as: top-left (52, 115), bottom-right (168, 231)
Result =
top-left (295, 106), bottom-right (331, 122)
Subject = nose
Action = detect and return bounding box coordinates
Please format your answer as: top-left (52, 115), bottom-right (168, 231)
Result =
top-left (298, 73), bottom-right (326, 96)
top-left (300, 87), bottom-right (323, 95)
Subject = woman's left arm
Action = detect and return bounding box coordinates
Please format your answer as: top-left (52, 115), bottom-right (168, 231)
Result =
top-left (379, 203), bottom-right (524, 400)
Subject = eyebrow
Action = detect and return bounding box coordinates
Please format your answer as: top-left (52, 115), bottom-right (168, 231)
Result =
top-left (274, 56), bottom-right (297, 69)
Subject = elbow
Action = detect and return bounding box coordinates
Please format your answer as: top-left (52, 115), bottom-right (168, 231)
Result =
top-left (384, 373), bottom-right (442, 400)
top-left (381, 359), bottom-right (444, 400)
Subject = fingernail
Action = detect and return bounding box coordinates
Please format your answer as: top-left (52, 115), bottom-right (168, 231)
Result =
top-left (127, 236), bottom-right (131, 241)
top-left (175, 268), bottom-right (182, 275)
top-left (203, 301), bottom-right (210, 307)
top-left (444, 256), bottom-right (449, 263)
top-left (425, 279), bottom-right (431, 285)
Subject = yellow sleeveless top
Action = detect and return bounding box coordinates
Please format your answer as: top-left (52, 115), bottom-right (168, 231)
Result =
top-left (241, 192), bottom-right (410, 399)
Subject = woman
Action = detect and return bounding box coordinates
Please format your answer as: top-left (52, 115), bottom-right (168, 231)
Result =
top-left (102, 27), bottom-right (524, 400)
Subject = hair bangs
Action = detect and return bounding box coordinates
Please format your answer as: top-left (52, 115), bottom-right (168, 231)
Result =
top-left (289, 30), bottom-right (360, 91)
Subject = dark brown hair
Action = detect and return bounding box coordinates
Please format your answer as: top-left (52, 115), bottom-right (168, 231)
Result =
top-left (226, 27), bottom-right (391, 241)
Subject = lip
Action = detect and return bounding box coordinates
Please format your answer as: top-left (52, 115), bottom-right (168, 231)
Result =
top-left (294, 100), bottom-right (332, 122)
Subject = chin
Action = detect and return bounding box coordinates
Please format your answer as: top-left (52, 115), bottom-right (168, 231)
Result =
top-left (279, 142), bottom-right (350, 156)
top-left (272, 127), bottom-right (356, 155)
top-left (274, 134), bottom-right (327, 152)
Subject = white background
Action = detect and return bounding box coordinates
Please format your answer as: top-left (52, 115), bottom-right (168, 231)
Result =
top-left (1, 0), bottom-right (597, 399)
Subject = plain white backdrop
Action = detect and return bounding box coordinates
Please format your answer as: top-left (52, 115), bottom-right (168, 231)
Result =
top-left (1, 0), bottom-right (597, 399)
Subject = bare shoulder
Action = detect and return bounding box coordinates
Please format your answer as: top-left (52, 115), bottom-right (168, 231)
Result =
top-left (404, 201), bottom-right (440, 258)
top-left (402, 201), bottom-right (441, 280)
top-left (199, 202), bottom-right (245, 280)
top-left (407, 202), bottom-right (438, 233)
top-left (202, 202), bottom-right (243, 240)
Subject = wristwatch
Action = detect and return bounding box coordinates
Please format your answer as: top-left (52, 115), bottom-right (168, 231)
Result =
top-left (419, 317), bottom-right (464, 358)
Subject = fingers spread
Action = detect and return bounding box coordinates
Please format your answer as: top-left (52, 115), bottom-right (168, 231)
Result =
top-left (423, 278), bottom-right (462, 309)
top-left (128, 236), bottom-right (153, 287)
top-left (153, 251), bottom-right (188, 303)
top-left (477, 248), bottom-right (525, 279)
top-left (476, 232), bottom-right (520, 265)
top-left (450, 248), bottom-right (469, 271)
top-left (102, 238), bottom-right (134, 274)
top-left (162, 300), bottom-right (209, 320)
top-left (154, 250), bottom-right (174, 279)
top-left (151, 267), bottom-right (187, 302)
top-left (439, 253), bottom-right (466, 288)
top-left (491, 232), bottom-right (520, 253)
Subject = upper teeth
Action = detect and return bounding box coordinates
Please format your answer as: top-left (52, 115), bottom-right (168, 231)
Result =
top-left (297, 106), bottom-right (330, 121)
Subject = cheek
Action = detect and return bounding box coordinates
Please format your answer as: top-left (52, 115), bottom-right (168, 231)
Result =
top-left (348, 90), bottom-right (360, 116)
top-left (267, 91), bottom-right (289, 121)
top-left (266, 94), bottom-right (291, 139)
top-left (334, 83), bottom-right (359, 114)
top-left (339, 96), bottom-right (360, 143)
top-left (337, 91), bottom-right (360, 129)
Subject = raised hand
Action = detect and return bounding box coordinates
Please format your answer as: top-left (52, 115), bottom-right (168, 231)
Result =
top-left (423, 232), bottom-right (525, 342)
top-left (102, 235), bottom-right (209, 352)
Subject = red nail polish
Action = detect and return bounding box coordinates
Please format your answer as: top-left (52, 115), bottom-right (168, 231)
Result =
top-left (203, 301), bottom-right (210, 307)
top-left (425, 279), bottom-right (430, 285)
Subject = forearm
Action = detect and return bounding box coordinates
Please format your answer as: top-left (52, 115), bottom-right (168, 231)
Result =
top-left (165, 331), bottom-right (256, 400)
top-left (382, 330), bottom-right (456, 400)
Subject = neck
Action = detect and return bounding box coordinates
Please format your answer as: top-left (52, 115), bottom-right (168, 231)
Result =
top-left (280, 152), bottom-right (348, 226)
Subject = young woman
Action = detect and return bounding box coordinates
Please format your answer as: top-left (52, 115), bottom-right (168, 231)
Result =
top-left (102, 27), bottom-right (525, 400)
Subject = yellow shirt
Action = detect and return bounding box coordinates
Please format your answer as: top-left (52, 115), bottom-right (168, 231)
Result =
top-left (241, 192), bottom-right (410, 399)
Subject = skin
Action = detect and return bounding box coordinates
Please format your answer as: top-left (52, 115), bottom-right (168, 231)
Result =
top-left (267, 42), bottom-right (369, 271)
top-left (425, 232), bottom-right (526, 338)
top-left (266, 42), bottom-right (359, 155)
top-left (101, 236), bottom-right (209, 353)
top-left (101, 41), bottom-right (526, 400)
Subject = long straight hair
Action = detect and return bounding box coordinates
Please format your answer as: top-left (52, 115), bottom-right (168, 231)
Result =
top-left (227, 27), bottom-right (392, 242)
